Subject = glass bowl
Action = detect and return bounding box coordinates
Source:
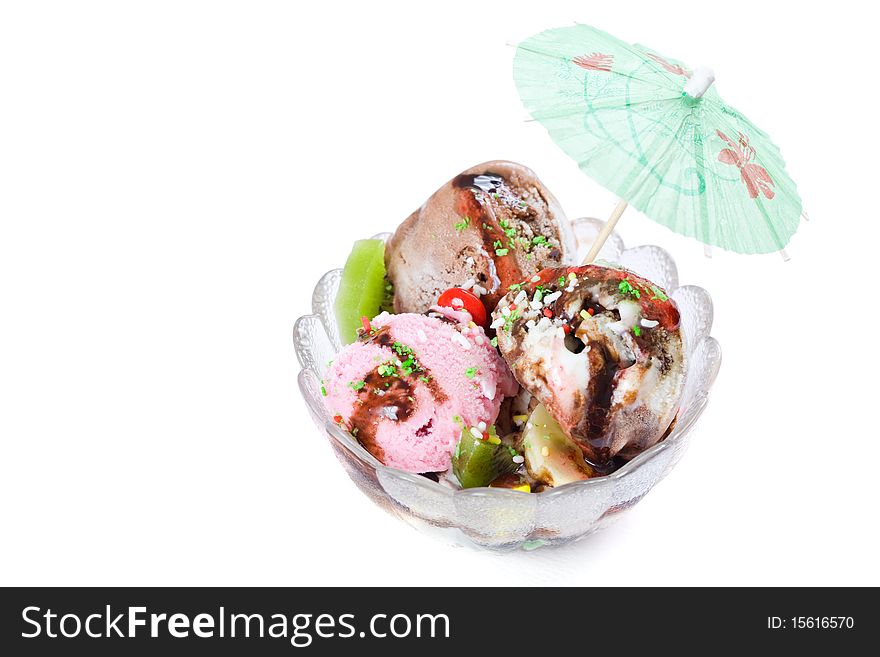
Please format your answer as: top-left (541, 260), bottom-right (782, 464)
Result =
top-left (293, 218), bottom-right (721, 551)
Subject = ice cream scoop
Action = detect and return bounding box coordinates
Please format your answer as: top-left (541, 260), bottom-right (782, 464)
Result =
top-left (493, 265), bottom-right (684, 464)
top-left (385, 161), bottom-right (576, 315)
top-left (322, 310), bottom-right (519, 473)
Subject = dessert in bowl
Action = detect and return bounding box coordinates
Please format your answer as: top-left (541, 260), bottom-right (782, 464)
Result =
top-left (294, 162), bottom-right (720, 551)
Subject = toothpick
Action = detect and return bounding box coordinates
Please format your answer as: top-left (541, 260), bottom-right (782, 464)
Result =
top-left (584, 199), bottom-right (628, 263)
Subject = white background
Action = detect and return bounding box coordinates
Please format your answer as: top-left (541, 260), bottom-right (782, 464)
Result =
top-left (1, 1), bottom-right (878, 586)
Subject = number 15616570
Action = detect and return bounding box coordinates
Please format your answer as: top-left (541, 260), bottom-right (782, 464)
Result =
top-left (768, 617), bottom-right (854, 630)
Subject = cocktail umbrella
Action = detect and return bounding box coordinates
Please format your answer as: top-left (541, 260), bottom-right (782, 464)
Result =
top-left (513, 24), bottom-right (802, 259)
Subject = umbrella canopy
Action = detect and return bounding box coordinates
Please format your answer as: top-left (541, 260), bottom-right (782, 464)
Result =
top-left (513, 24), bottom-right (802, 255)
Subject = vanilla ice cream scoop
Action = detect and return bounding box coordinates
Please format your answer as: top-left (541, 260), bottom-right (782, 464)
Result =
top-left (493, 265), bottom-right (684, 464)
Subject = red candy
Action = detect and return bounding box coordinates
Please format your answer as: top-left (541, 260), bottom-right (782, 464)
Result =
top-left (437, 287), bottom-right (488, 327)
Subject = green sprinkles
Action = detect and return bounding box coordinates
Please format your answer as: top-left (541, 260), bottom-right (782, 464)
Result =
top-left (320, 382), bottom-right (327, 396)
top-left (495, 248), bottom-right (509, 256)
top-left (454, 215), bottom-right (470, 232)
top-left (649, 285), bottom-right (669, 302)
top-left (490, 336), bottom-right (498, 348)
top-left (390, 341), bottom-right (424, 376)
top-left (632, 325), bottom-right (642, 337)
top-left (465, 367), bottom-right (478, 379)
top-left (503, 308), bottom-right (521, 332)
top-left (377, 363), bottom-right (397, 377)
top-left (619, 279), bottom-right (641, 299)
top-left (349, 380), bottom-right (366, 391)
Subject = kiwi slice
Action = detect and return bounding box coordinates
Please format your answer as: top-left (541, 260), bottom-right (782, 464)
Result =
top-left (453, 429), bottom-right (518, 489)
top-left (334, 239), bottom-right (387, 344)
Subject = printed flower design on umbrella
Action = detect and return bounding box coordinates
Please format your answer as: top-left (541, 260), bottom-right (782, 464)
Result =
top-left (572, 53), bottom-right (613, 72)
top-left (717, 130), bottom-right (775, 200)
top-left (646, 52), bottom-right (691, 77)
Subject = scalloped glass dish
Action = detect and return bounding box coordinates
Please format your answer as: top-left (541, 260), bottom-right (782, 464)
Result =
top-left (293, 218), bottom-right (721, 551)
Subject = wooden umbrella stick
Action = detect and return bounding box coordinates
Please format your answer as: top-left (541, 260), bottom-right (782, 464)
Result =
top-left (584, 199), bottom-right (628, 264)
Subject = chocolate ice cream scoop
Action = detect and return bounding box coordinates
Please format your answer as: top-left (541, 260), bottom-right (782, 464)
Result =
top-left (492, 265), bottom-right (685, 464)
top-left (385, 161), bottom-right (576, 315)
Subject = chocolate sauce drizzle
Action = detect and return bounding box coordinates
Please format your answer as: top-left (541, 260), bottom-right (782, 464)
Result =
top-left (451, 172), bottom-right (525, 309)
top-left (350, 325), bottom-right (448, 463)
top-left (583, 345), bottom-right (620, 463)
top-left (348, 368), bottom-right (415, 462)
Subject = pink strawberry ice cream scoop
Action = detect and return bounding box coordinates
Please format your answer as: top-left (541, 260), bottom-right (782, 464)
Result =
top-left (322, 310), bottom-right (519, 473)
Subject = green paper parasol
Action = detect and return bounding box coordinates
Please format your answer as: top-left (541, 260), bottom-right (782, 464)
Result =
top-left (513, 24), bottom-right (802, 257)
